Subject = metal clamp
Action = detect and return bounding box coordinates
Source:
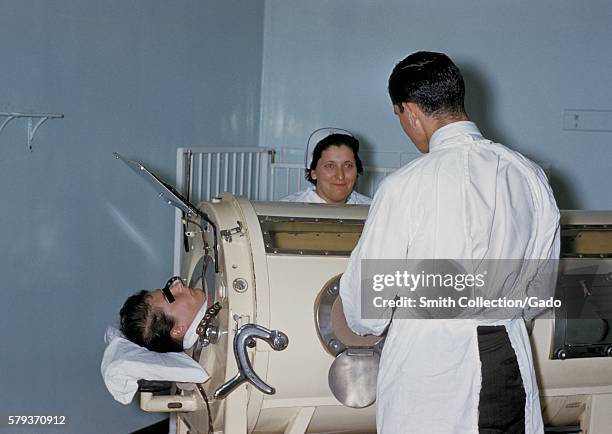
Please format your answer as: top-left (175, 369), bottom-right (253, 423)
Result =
top-left (220, 221), bottom-right (244, 243)
top-left (196, 302), bottom-right (223, 345)
top-left (213, 323), bottom-right (289, 399)
top-left (193, 302), bottom-right (222, 362)
top-left (198, 318), bottom-right (220, 347)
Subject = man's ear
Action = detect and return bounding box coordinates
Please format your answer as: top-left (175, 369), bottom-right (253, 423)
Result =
top-left (310, 169), bottom-right (317, 180)
top-left (170, 324), bottom-right (186, 340)
top-left (403, 102), bottom-right (420, 125)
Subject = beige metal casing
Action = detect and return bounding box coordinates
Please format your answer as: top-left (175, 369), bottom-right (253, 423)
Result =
top-left (532, 210), bottom-right (612, 432)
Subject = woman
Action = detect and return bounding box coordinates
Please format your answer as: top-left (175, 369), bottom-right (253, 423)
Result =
top-left (281, 128), bottom-right (371, 204)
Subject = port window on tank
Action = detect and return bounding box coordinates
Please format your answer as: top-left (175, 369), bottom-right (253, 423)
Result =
top-left (258, 216), bottom-right (364, 256)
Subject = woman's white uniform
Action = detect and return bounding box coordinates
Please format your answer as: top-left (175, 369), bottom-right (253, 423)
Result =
top-left (281, 185), bottom-right (371, 204)
top-left (340, 122), bottom-right (560, 433)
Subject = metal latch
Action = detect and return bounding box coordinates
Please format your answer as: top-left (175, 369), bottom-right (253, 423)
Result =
top-left (220, 221), bottom-right (244, 243)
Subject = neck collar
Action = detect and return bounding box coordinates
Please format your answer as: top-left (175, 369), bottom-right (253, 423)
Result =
top-left (429, 121), bottom-right (483, 151)
top-left (182, 297), bottom-right (208, 349)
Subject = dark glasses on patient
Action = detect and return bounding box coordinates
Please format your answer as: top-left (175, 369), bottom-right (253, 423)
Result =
top-left (162, 276), bottom-right (183, 303)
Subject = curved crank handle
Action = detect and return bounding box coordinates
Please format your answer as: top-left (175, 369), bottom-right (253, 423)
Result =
top-left (213, 323), bottom-right (289, 400)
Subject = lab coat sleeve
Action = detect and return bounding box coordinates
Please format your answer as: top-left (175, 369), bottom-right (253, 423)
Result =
top-left (340, 177), bottom-right (412, 336)
top-left (523, 184), bottom-right (561, 321)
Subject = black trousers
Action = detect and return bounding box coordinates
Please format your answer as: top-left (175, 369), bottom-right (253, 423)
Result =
top-left (477, 326), bottom-right (526, 434)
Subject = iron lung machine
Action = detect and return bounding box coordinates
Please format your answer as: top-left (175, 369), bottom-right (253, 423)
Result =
top-left (137, 192), bottom-right (612, 433)
top-left (172, 195), bottom-right (380, 434)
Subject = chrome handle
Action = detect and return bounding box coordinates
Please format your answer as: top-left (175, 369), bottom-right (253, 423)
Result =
top-left (213, 323), bottom-right (288, 399)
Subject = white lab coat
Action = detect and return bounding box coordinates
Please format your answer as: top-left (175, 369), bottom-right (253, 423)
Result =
top-left (280, 185), bottom-right (371, 204)
top-left (340, 122), bottom-right (560, 434)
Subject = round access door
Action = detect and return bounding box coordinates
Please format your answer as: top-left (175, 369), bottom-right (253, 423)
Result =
top-left (314, 274), bottom-right (383, 408)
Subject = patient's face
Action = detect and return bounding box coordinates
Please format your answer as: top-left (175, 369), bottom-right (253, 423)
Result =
top-left (148, 280), bottom-right (205, 339)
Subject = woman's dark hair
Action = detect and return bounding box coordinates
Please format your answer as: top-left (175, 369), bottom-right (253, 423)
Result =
top-left (306, 133), bottom-right (364, 185)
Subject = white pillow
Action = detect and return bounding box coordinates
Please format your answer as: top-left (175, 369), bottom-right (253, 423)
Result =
top-left (101, 326), bottom-right (209, 404)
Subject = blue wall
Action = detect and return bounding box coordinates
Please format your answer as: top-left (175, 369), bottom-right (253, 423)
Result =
top-left (0, 1), bottom-right (264, 433)
top-left (260, 0), bottom-right (612, 209)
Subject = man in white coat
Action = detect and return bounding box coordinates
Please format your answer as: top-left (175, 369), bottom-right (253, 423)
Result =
top-left (340, 51), bottom-right (559, 433)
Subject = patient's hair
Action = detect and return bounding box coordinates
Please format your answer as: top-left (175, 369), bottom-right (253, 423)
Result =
top-left (119, 290), bottom-right (184, 353)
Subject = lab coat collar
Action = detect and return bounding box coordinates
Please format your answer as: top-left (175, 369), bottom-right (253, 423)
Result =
top-left (429, 121), bottom-right (483, 151)
top-left (309, 185), bottom-right (328, 204)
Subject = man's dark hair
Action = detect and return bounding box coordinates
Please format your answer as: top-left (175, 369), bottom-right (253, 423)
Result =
top-left (119, 290), bottom-right (183, 353)
top-left (388, 51), bottom-right (466, 118)
top-left (306, 133), bottom-right (364, 185)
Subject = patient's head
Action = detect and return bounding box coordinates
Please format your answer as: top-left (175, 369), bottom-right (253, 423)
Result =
top-left (119, 279), bottom-right (205, 352)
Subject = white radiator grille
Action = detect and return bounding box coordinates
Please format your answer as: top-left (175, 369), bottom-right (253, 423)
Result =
top-left (176, 147), bottom-right (274, 203)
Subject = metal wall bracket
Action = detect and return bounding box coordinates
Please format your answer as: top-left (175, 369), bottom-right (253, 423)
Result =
top-left (0, 112), bottom-right (64, 150)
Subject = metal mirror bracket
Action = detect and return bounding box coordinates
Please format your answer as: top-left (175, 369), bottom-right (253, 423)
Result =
top-left (113, 152), bottom-right (220, 272)
top-left (213, 323), bottom-right (289, 400)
